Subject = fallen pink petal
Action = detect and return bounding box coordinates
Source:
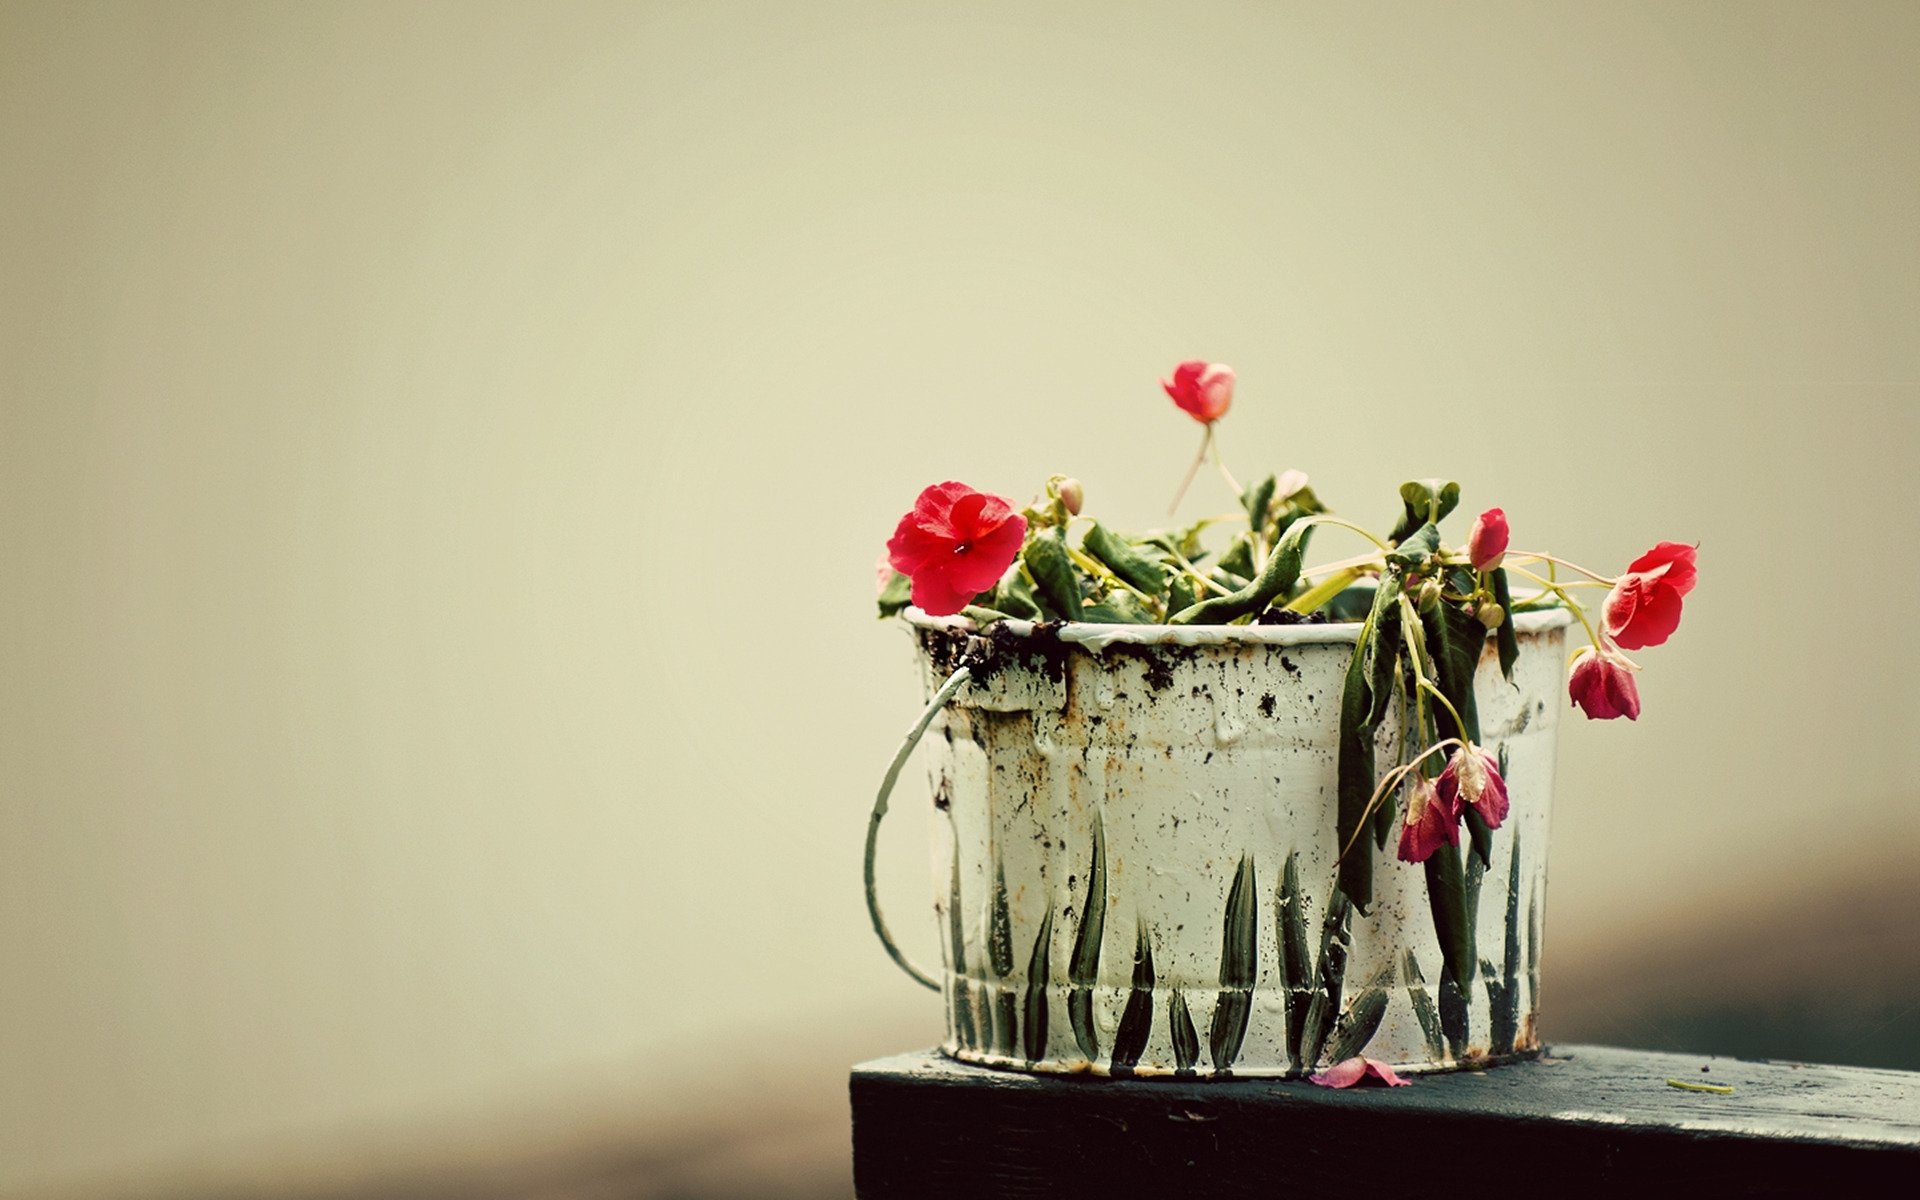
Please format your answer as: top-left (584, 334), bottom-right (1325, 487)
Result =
top-left (1310, 1056), bottom-right (1411, 1088)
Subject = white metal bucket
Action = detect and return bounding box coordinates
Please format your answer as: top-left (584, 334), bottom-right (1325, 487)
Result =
top-left (867, 605), bottom-right (1571, 1078)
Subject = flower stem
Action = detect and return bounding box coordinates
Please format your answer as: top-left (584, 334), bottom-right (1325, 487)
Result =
top-left (1509, 551), bottom-right (1616, 585)
top-left (1206, 426), bottom-right (1244, 498)
top-left (1167, 428), bottom-right (1211, 514)
top-left (1508, 565), bottom-right (1603, 647)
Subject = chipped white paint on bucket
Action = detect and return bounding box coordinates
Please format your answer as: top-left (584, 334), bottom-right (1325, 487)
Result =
top-left (896, 606), bottom-right (1570, 1078)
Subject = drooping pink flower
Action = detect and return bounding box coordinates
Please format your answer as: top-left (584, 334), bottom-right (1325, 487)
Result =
top-left (1310, 1056), bottom-right (1411, 1088)
top-left (1568, 646), bottom-right (1642, 721)
top-left (1396, 777), bottom-right (1459, 864)
top-left (885, 482), bottom-right (1027, 618)
top-left (1603, 542), bottom-right (1698, 650)
top-left (1161, 360), bottom-right (1235, 424)
top-left (1467, 508), bottom-right (1509, 571)
top-left (1437, 746), bottom-right (1508, 830)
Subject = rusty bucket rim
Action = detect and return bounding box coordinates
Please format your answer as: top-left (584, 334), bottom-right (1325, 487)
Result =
top-left (904, 603), bottom-right (1571, 649)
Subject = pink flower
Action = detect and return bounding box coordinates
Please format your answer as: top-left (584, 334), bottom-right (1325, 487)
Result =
top-left (1437, 746), bottom-right (1508, 829)
top-left (1568, 646), bottom-right (1642, 721)
top-left (1161, 360), bottom-right (1234, 424)
top-left (1310, 1056), bottom-right (1411, 1088)
top-left (1396, 777), bottom-right (1459, 864)
top-left (885, 482), bottom-right (1028, 618)
top-left (1603, 542), bottom-right (1698, 650)
top-left (1467, 508), bottom-right (1509, 571)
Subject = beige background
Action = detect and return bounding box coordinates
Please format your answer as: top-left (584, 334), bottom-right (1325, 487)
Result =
top-left (2, 1), bottom-right (1917, 1195)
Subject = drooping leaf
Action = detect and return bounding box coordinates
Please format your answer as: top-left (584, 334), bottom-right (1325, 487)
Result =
top-left (1067, 808), bottom-right (1107, 1061)
top-left (1022, 909), bottom-right (1054, 1063)
top-left (1084, 521), bottom-right (1171, 599)
top-left (1215, 533), bottom-right (1257, 582)
top-left (1300, 891), bottom-right (1354, 1068)
top-left (1491, 568), bottom-right (1520, 681)
top-left (1336, 577), bottom-right (1402, 908)
top-left (1277, 850), bottom-right (1314, 1068)
top-left (1326, 959), bottom-right (1395, 1063)
top-left (1169, 990), bottom-right (1200, 1076)
top-left (1423, 841), bottom-right (1476, 993)
top-left (1022, 531), bottom-right (1082, 620)
top-left (1403, 950), bottom-right (1447, 1061)
top-left (1389, 479), bottom-right (1461, 543)
top-left (877, 569), bottom-right (912, 618)
top-left (1207, 854), bottom-right (1258, 1071)
top-left (1167, 574), bottom-right (1197, 619)
top-left (1170, 518), bottom-right (1319, 625)
top-left (1108, 922), bottom-right (1156, 1075)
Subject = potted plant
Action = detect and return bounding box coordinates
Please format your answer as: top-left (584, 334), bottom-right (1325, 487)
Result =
top-left (864, 362), bottom-right (1697, 1085)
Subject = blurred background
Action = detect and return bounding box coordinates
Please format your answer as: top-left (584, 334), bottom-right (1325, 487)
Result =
top-left (2, 1), bottom-right (1916, 1196)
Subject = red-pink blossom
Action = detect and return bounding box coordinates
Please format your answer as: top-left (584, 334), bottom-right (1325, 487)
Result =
top-left (1437, 746), bottom-right (1508, 830)
top-left (1161, 360), bottom-right (1235, 424)
top-left (1467, 508), bottom-right (1509, 571)
top-left (1603, 542), bottom-right (1698, 650)
top-left (1568, 646), bottom-right (1642, 721)
top-left (1310, 1056), bottom-right (1411, 1088)
top-left (1396, 777), bottom-right (1459, 864)
top-left (885, 482), bottom-right (1027, 618)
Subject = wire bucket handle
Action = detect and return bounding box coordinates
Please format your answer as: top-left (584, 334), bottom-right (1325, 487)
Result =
top-left (862, 666), bottom-right (972, 991)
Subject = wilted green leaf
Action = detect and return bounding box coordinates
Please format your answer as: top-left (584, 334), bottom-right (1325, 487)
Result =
top-left (1171, 517), bottom-right (1320, 625)
top-left (1390, 479), bottom-right (1461, 543)
top-left (1243, 473), bottom-right (1277, 532)
top-left (1491, 568), bottom-right (1520, 681)
top-left (1022, 532), bottom-right (1082, 620)
top-left (1084, 521), bottom-right (1171, 599)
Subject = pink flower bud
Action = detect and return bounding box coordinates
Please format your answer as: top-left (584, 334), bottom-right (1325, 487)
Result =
top-left (1467, 508), bottom-right (1508, 571)
top-left (1055, 477), bottom-right (1084, 516)
top-left (1161, 360), bottom-right (1234, 424)
top-left (1568, 646), bottom-right (1642, 720)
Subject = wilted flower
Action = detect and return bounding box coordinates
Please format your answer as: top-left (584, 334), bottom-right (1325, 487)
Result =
top-left (1161, 360), bottom-right (1235, 424)
top-left (1466, 507), bottom-right (1509, 571)
top-left (1437, 746), bottom-right (1508, 829)
top-left (1568, 645), bottom-right (1642, 721)
top-left (1396, 776), bottom-right (1459, 864)
top-left (885, 482), bottom-right (1027, 618)
top-left (1603, 542), bottom-right (1698, 650)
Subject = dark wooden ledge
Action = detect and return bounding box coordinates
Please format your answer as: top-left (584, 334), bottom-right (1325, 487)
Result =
top-left (850, 1045), bottom-right (1920, 1197)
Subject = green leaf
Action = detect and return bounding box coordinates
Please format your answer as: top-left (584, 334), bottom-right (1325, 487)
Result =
top-left (1108, 922), bottom-right (1156, 1075)
top-left (1389, 479), bottom-right (1461, 543)
top-left (1242, 473), bottom-right (1277, 531)
top-left (1336, 577), bottom-right (1403, 908)
top-left (1215, 533), bottom-right (1256, 582)
top-left (1424, 841), bottom-right (1476, 992)
top-left (1170, 517), bottom-right (1319, 625)
top-left (1300, 891), bottom-right (1354, 1068)
top-left (1168, 990), bottom-right (1200, 1075)
top-left (1387, 522), bottom-right (1442, 570)
top-left (1022, 531), bottom-right (1082, 620)
top-left (1084, 521), bottom-right (1171, 599)
top-left (1422, 598), bottom-right (1486, 746)
top-left (1081, 591), bottom-right (1158, 625)
top-left (1167, 574), bottom-right (1197, 620)
top-left (991, 570), bottom-right (1041, 621)
top-left (1403, 950), bottom-right (1447, 1062)
top-left (1022, 910), bottom-right (1054, 1063)
top-left (1277, 851), bottom-right (1314, 1069)
top-left (877, 569), bottom-right (912, 618)
top-left (1207, 854), bottom-right (1258, 1072)
top-left (1067, 808), bottom-right (1107, 1061)
top-left (1491, 568), bottom-right (1520, 681)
